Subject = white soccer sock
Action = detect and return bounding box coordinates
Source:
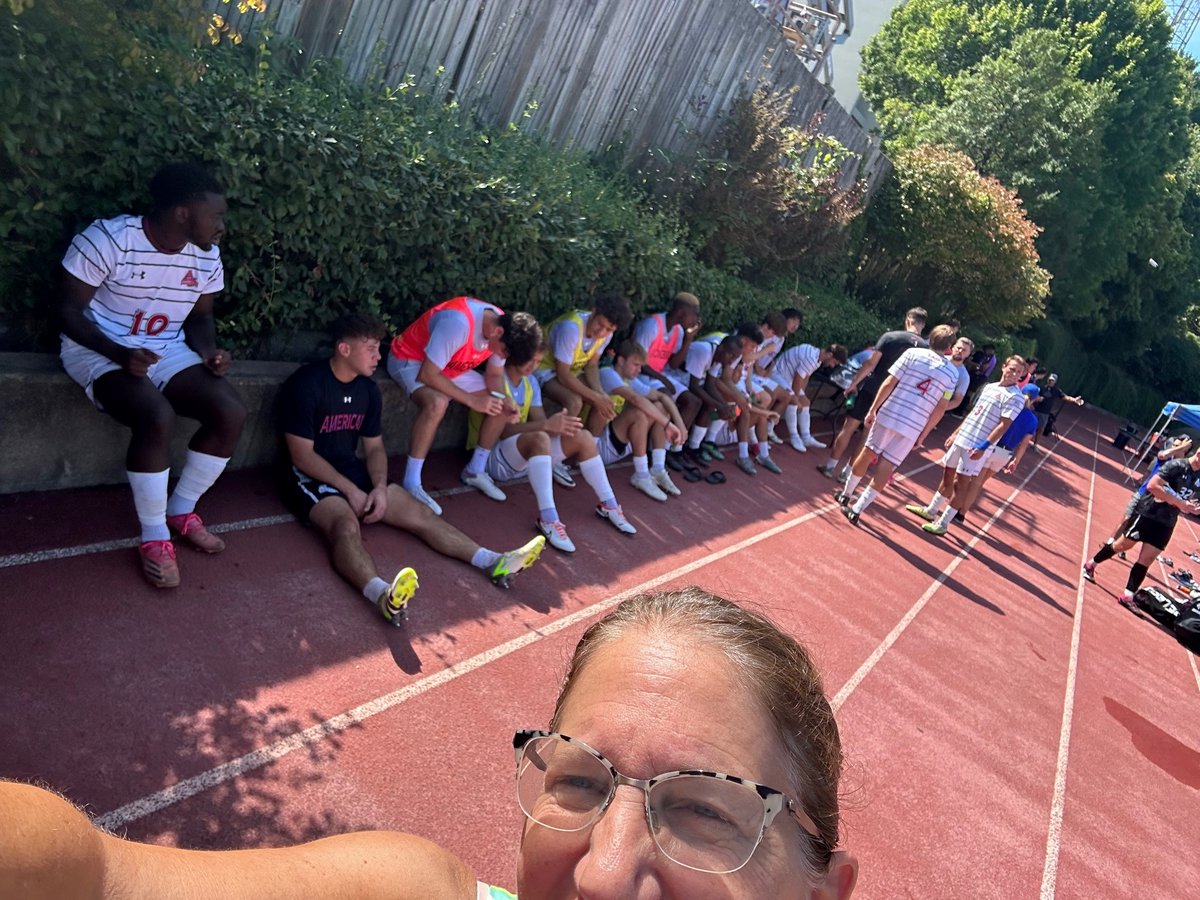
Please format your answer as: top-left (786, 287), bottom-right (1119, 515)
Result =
top-left (799, 407), bottom-right (812, 438)
top-left (651, 448), bottom-right (667, 472)
top-left (784, 406), bottom-right (799, 438)
top-left (927, 492), bottom-right (949, 515)
top-left (471, 547), bottom-right (501, 570)
top-left (129, 469), bottom-right (171, 542)
top-left (579, 455), bottom-right (616, 506)
top-left (758, 441), bottom-right (770, 458)
top-left (465, 446), bottom-right (491, 475)
top-left (528, 455), bottom-right (557, 519)
top-left (738, 441), bottom-right (750, 459)
top-left (633, 455), bottom-right (650, 477)
top-left (843, 473), bottom-right (862, 498)
top-left (166, 450), bottom-right (229, 517)
top-left (935, 507), bottom-right (957, 529)
top-left (362, 576), bottom-right (390, 604)
top-left (706, 422), bottom-right (723, 442)
top-left (851, 487), bottom-right (879, 515)
top-left (403, 457), bottom-right (425, 490)
top-left (688, 425), bottom-right (706, 449)
top-left (549, 436), bottom-right (566, 464)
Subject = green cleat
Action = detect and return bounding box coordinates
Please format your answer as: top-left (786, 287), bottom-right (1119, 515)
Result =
top-left (921, 522), bottom-right (948, 537)
top-left (905, 504), bottom-right (936, 522)
top-left (491, 535), bottom-right (546, 589)
top-left (378, 567), bottom-right (419, 626)
top-left (756, 455), bottom-right (783, 475)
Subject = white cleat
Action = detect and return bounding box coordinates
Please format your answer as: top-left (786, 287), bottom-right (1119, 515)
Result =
top-left (596, 503), bottom-right (637, 535)
top-left (652, 468), bottom-right (682, 496)
top-left (538, 518), bottom-right (576, 553)
top-left (790, 436), bottom-right (808, 453)
top-left (552, 461), bottom-right (576, 488)
top-left (405, 484), bottom-right (443, 516)
top-left (803, 435), bottom-right (827, 449)
top-left (461, 468), bottom-right (507, 502)
top-left (631, 472), bottom-right (669, 502)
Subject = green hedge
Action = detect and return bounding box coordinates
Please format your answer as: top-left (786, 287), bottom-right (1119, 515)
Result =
top-left (0, 5), bottom-right (887, 361)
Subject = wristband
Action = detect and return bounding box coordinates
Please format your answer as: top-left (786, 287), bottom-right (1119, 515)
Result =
top-left (489, 391), bottom-right (506, 400)
top-left (974, 440), bottom-right (991, 451)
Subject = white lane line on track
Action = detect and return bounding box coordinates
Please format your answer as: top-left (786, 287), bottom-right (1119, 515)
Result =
top-left (86, 444), bottom-right (1029, 831)
top-left (0, 483), bottom-right (493, 569)
top-left (1038, 426), bottom-right (1100, 900)
top-left (91, 439), bottom-right (1065, 830)
top-left (830, 421), bottom-right (1076, 714)
top-left (1, 447), bottom-right (941, 571)
top-left (0, 515), bottom-right (296, 569)
top-left (93, 468), bottom-right (923, 831)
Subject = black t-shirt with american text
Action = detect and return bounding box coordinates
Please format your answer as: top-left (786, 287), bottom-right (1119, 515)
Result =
top-left (278, 361), bottom-right (382, 479)
top-left (860, 329), bottom-right (930, 395)
top-left (1133, 457), bottom-right (1200, 525)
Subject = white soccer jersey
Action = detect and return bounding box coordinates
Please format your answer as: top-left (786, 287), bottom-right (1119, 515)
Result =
top-left (685, 338), bottom-right (719, 381)
top-left (61, 215), bottom-right (223, 353)
top-left (955, 382), bottom-right (1026, 448)
top-left (771, 344), bottom-right (821, 385)
top-left (873, 348), bottom-right (959, 440)
top-left (756, 334), bottom-right (784, 369)
top-left (599, 365), bottom-right (652, 398)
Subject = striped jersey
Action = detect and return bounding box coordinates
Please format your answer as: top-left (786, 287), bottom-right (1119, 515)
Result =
top-left (873, 348), bottom-right (959, 440)
top-left (61, 215), bottom-right (224, 353)
top-left (771, 344), bottom-right (822, 384)
top-left (955, 382), bottom-right (1026, 448)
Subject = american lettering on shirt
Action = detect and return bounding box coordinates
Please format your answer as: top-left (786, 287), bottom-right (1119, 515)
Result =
top-left (319, 413), bottom-right (366, 433)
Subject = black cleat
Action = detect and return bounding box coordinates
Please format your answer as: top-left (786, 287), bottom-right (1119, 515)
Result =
top-left (840, 505), bottom-right (860, 526)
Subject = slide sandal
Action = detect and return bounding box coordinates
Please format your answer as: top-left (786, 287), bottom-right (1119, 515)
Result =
top-left (683, 467), bottom-right (703, 483)
top-left (705, 471), bottom-right (727, 484)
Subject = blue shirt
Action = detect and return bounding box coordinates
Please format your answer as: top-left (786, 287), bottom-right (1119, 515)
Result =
top-left (997, 408), bottom-right (1039, 451)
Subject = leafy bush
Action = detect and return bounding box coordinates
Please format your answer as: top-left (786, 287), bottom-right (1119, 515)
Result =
top-left (641, 88), bottom-right (866, 284)
top-left (0, 3), bottom-right (890, 361)
top-left (855, 145), bottom-right (1049, 331)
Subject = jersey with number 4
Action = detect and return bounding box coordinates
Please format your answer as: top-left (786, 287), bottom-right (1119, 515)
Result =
top-left (873, 348), bottom-right (959, 440)
top-left (61, 214), bottom-right (224, 353)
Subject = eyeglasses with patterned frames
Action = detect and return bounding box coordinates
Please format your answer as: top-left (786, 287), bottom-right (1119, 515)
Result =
top-left (513, 729), bottom-right (823, 875)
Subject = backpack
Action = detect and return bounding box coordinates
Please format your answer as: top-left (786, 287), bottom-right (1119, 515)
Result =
top-left (1133, 587), bottom-right (1185, 629)
top-left (1175, 605), bottom-right (1200, 654)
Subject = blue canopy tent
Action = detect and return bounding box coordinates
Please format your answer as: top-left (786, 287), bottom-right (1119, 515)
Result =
top-left (1123, 402), bottom-right (1200, 480)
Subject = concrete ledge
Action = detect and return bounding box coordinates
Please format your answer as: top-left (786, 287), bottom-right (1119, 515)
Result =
top-left (0, 353), bottom-right (468, 494)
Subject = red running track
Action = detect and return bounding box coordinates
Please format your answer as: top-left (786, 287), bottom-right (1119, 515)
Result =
top-left (1, 407), bottom-right (1197, 897)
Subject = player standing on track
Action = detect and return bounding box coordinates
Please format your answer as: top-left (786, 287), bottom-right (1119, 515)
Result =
top-left (1083, 447), bottom-right (1200, 607)
top-left (58, 162), bottom-right (247, 589)
top-left (905, 355), bottom-right (1027, 537)
top-left (818, 307), bottom-right (928, 481)
top-left (836, 325), bottom-right (959, 525)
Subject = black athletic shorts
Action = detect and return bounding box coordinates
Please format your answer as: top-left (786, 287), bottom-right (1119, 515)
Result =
top-left (847, 378), bottom-right (882, 423)
top-left (1121, 514), bottom-right (1175, 551)
top-left (277, 460), bottom-right (372, 525)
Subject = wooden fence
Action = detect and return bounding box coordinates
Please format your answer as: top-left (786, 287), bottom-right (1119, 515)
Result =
top-left (215, 0), bottom-right (887, 188)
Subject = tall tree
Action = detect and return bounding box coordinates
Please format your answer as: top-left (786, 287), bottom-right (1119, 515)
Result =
top-left (860, 0), bottom-right (1193, 335)
top-left (855, 145), bottom-right (1049, 330)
